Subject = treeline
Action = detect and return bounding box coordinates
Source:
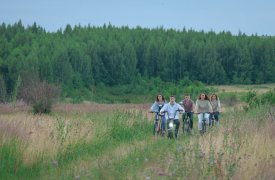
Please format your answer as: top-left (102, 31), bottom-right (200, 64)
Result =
top-left (0, 21), bottom-right (275, 100)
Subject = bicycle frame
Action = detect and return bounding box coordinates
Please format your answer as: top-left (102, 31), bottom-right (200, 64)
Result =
top-left (153, 112), bottom-right (165, 136)
top-left (201, 112), bottom-right (209, 134)
top-left (162, 110), bottom-right (183, 139)
top-left (210, 112), bottom-right (219, 127)
top-left (182, 112), bottom-right (191, 134)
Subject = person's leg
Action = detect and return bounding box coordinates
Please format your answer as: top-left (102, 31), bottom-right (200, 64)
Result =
top-left (153, 113), bottom-right (159, 135)
top-left (204, 113), bottom-right (210, 125)
top-left (209, 113), bottom-right (213, 126)
top-left (161, 115), bottom-right (166, 132)
top-left (198, 113), bottom-right (203, 131)
top-left (182, 113), bottom-right (186, 131)
top-left (188, 112), bottom-right (194, 129)
top-left (174, 119), bottom-right (180, 138)
top-left (214, 112), bottom-right (219, 126)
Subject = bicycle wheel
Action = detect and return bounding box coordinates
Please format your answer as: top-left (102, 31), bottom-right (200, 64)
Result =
top-left (157, 120), bottom-right (161, 134)
top-left (202, 119), bottom-right (206, 134)
top-left (186, 119), bottom-right (191, 134)
top-left (154, 120), bottom-right (159, 136)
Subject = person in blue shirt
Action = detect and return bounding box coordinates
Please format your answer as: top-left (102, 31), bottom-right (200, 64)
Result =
top-left (150, 94), bottom-right (166, 135)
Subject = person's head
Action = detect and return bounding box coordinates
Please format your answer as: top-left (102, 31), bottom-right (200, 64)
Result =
top-left (198, 93), bottom-right (209, 100)
top-left (184, 94), bottom-right (191, 100)
top-left (210, 94), bottom-right (218, 101)
top-left (169, 95), bottom-right (176, 104)
top-left (156, 94), bottom-right (165, 102)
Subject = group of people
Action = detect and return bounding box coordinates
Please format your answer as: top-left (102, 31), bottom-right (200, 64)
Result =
top-left (150, 93), bottom-right (221, 137)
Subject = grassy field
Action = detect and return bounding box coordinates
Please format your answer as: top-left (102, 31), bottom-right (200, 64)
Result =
top-left (1, 99), bottom-right (275, 179)
top-left (210, 83), bottom-right (275, 94)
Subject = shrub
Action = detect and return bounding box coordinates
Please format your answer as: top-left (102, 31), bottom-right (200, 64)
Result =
top-left (32, 98), bottom-right (52, 114)
top-left (18, 73), bottom-right (60, 114)
top-left (261, 89), bottom-right (275, 105)
top-left (243, 89), bottom-right (275, 111)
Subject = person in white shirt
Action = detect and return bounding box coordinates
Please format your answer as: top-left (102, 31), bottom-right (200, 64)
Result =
top-left (160, 95), bottom-right (184, 138)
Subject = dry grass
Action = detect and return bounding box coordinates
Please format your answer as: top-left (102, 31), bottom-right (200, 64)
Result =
top-left (1, 102), bottom-right (274, 179)
top-left (211, 84), bottom-right (275, 94)
top-left (53, 103), bottom-right (150, 113)
top-left (232, 117), bottom-right (275, 180)
top-left (196, 108), bottom-right (275, 179)
top-left (0, 110), bottom-right (94, 166)
top-left (0, 102), bottom-right (30, 114)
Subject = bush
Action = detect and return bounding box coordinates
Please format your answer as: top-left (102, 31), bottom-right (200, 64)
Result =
top-left (18, 73), bottom-right (60, 114)
top-left (243, 89), bottom-right (275, 111)
top-left (261, 89), bottom-right (275, 105)
top-left (32, 98), bottom-right (52, 114)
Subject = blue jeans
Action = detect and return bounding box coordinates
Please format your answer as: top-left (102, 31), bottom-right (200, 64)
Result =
top-left (210, 112), bottom-right (220, 126)
top-left (174, 119), bottom-right (180, 138)
top-left (182, 112), bottom-right (194, 129)
top-left (210, 112), bottom-right (220, 121)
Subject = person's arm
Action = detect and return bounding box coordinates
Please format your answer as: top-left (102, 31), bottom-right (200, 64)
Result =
top-left (160, 104), bottom-right (167, 114)
top-left (150, 102), bottom-right (157, 112)
top-left (195, 100), bottom-right (199, 113)
top-left (178, 104), bottom-right (185, 112)
top-left (208, 101), bottom-right (213, 113)
top-left (218, 100), bottom-right (221, 112)
top-left (191, 100), bottom-right (195, 112)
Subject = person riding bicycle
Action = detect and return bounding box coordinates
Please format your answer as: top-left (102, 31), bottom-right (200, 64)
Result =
top-left (195, 93), bottom-right (213, 134)
top-left (150, 94), bottom-right (166, 135)
top-left (210, 94), bottom-right (221, 126)
top-left (180, 94), bottom-right (195, 133)
top-left (160, 95), bottom-right (184, 138)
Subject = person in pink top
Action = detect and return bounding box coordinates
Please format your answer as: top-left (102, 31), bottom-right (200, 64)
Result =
top-left (180, 94), bottom-right (195, 132)
top-left (209, 94), bottom-right (221, 126)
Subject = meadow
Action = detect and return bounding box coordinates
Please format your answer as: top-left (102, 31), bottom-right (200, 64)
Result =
top-left (1, 87), bottom-right (275, 179)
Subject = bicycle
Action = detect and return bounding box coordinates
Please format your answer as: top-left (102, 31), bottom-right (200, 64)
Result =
top-left (151, 111), bottom-right (165, 136)
top-left (182, 112), bottom-right (192, 135)
top-left (162, 110), bottom-right (183, 139)
top-left (200, 112), bottom-right (210, 135)
top-left (209, 112), bottom-right (219, 127)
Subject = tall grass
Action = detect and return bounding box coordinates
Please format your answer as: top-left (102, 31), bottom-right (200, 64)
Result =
top-left (1, 103), bottom-right (274, 179)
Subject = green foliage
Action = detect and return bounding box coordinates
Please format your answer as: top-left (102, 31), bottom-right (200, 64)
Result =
top-left (0, 75), bottom-right (7, 102)
top-left (18, 74), bottom-right (60, 114)
top-left (107, 111), bottom-right (151, 142)
top-left (1, 21), bottom-right (275, 101)
top-left (243, 89), bottom-right (275, 111)
top-left (12, 75), bottom-right (21, 107)
top-left (92, 78), bottom-right (214, 103)
top-left (261, 89), bottom-right (275, 104)
top-left (32, 98), bottom-right (52, 114)
top-left (0, 140), bottom-right (23, 179)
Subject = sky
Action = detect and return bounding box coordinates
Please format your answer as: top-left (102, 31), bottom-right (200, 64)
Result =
top-left (0, 0), bottom-right (275, 36)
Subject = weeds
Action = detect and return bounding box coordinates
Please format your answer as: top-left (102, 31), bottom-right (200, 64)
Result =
top-left (0, 103), bottom-right (274, 179)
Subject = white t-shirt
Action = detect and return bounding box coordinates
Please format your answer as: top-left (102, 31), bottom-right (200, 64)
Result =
top-left (160, 102), bottom-right (184, 119)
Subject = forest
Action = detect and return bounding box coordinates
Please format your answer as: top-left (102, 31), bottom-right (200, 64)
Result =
top-left (0, 21), bottom-right (275, 101)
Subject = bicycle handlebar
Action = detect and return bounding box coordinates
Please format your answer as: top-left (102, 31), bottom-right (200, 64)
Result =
top-left (160, 109), bottom-right (184, 116)
top-left (194, 112), bottom-right (211, 114)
